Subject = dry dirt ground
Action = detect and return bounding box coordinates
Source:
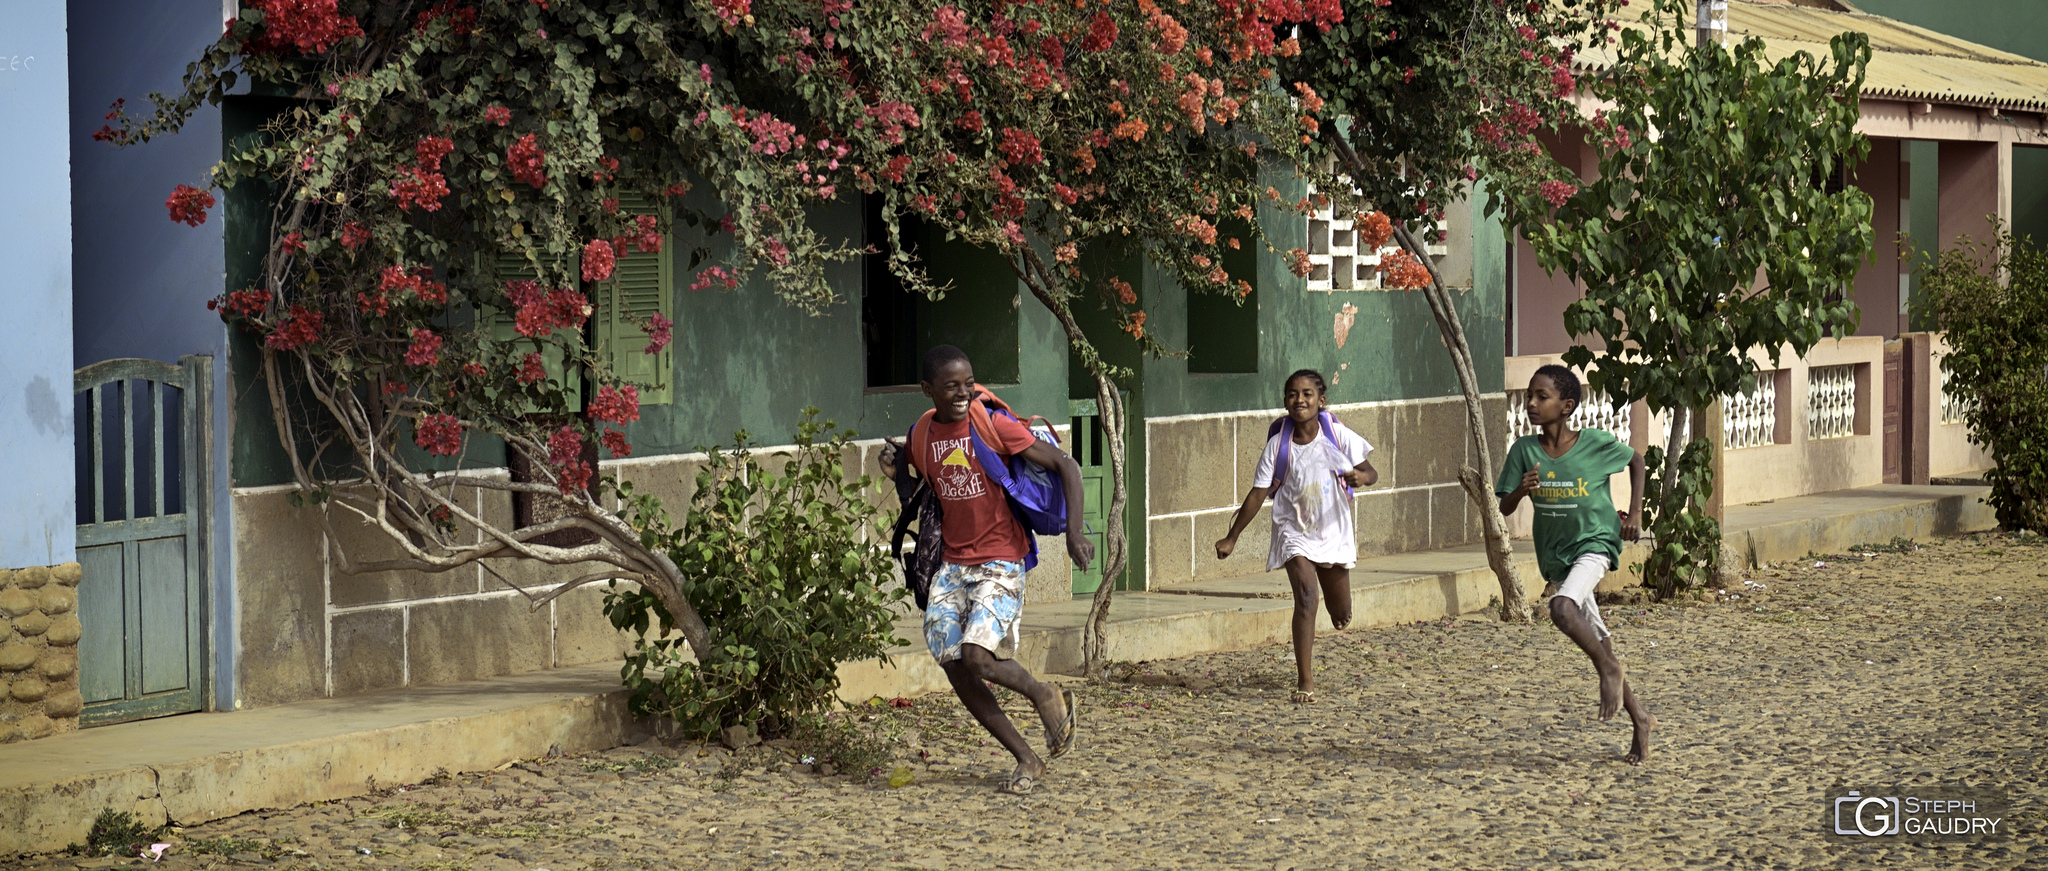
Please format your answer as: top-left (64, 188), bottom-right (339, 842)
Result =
top-left (14, 531), bottom-right (2047, 870)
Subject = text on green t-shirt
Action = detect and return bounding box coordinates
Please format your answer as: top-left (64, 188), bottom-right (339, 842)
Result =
top-left (1495, 428), bottom-right (1635, 582)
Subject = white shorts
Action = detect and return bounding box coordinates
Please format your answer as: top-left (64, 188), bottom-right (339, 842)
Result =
top-left (1552, 553), bottom-right (1612, 640)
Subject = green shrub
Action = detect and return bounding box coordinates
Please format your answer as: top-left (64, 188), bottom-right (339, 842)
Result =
top-left (81, 807), bottom-right (157, 857)
top-left (1917, 231), bottom-right (2048, 533)
top-left (606, 409), bottom-right (908, 736)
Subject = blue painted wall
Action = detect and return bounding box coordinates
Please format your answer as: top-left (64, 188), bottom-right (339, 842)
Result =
top-left (68, 0), bottom-right (235, 709)
top-left (0, 5), bottom-right (77, 569)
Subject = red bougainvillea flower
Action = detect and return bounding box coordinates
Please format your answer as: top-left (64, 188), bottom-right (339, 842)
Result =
top-left (689, 266), bottom-right (739, 291)
top-left (507, 133), bottom-right (547, 188)
top-left (340, 221), bottom-right (371, 249)
top-left (581, 238), bottom-right (617, 282)
top-left (507, 281), bottom-right (591, 336)
top-left (546, 426), bottom-right (592, 495)
top-left (600, 428), bottom-right (631, 458)
top-left (167, 184), bottom-right (215, 226)
top-left (279, 231), bottom-right (306, 254)
top-left (643, 312), bottom-right (673, 355)
top-left (414, 413), bottom-right (465, 456)
top-left (238, 0), bottom-right (364, 55)
top-left (265, 305), bottom-right (325, 350)
top-left (1081, 11), bottom-right (1118, 51)
top-left (587, 385), bottom-right (640, 425)
top-left (461, 362), bottom-right (487, 378)
top-left (1123, 310), bottom-right (1148, 338)
top-left (208, 287), bottom-right (272, 319)
top-left (483, 104), bottom-right (511, 126)
top-left (404, 328), bottom-right (443, 367)
top-left (516, 352), bottom-right (547, 384)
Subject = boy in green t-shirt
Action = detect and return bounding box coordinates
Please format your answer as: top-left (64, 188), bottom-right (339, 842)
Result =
top-left (1497, 365), bottom-right (1657, 765)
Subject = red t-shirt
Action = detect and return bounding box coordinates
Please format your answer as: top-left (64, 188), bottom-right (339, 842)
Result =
top-left (913, 412), bottom-right (1039, 565)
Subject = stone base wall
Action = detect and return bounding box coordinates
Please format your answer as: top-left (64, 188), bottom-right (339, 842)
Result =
top-left (231, 435), bottom-right (1080, 708)
top-left (1145, 395), bottom-right (1509, 588)
top-left (0, 563), bottom-right (85, 743)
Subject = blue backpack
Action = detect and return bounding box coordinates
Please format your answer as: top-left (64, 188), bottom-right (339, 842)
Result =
top-left (908, 385), bottom-right (1068, 570)
top-left (1266, 410), bottom-right (1354, 501)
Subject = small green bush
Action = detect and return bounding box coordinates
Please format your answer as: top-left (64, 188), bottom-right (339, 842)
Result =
top-left (606, 409), bottom-right (908, 737)
top-left (1917, 231), bottom-right (2048, 533)
top-left (81, 807), bottom-right (157, 857)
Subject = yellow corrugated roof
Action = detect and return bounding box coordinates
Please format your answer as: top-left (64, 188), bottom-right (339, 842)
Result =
top-left (1574, 0), bottom-right (2048, 111)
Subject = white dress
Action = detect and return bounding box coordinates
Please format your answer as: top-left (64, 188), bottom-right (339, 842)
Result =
top-left (1252, 421), bottom-right (1373, 571)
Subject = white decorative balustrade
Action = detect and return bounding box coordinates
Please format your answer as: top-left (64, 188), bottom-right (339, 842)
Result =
top-left (1807, 364), bottom-right (1857, 440)
top-left (1722, 372), bottom-right (1779, 449)
top-left (1504, 388), bottom-right (1631, 453)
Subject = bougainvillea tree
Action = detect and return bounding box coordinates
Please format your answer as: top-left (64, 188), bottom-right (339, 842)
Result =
top-left (1283, 0), bottom-right (1621, 618)
top-left (109, 0), bottom-right (1365, 678)
top-left (104, 0), bottom-right (906, 663)
top-left (1518, 0), bottom-right (1872, 596)
top-left (740, 0), bottom-right (1362, 672)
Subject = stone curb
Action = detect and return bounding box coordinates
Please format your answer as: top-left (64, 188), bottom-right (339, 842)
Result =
top-left (0, 485), bottom-right (1995, 856)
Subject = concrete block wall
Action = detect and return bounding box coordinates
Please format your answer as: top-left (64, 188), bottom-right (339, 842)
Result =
top-left (1143, 394), bottom-right (1508, 589)
top-left (0, 564), bottom-right (85, 743)
top-left (231, 433), bottom-right (1079, 708)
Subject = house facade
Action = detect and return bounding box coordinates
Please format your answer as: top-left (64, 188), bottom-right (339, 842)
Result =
top-left (4, 0), bottom-right (2021, 744)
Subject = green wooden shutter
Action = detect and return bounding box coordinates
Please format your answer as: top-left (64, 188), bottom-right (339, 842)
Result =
top-left (597, 192), bottom-right (674, 405)
top-left (483, 252), bottom-right (583, 409)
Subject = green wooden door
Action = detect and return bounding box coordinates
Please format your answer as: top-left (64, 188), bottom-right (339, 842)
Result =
top-left (1066, 396), bottom-right (1143, 596)
top-left (74, 356), bottom-right (212, 726)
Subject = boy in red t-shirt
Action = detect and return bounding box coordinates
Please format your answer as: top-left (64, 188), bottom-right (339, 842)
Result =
top-left (880, 345), bottom-right (1095, 794)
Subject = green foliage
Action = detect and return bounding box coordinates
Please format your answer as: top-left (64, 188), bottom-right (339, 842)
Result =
top-left (1288, 0), bottom-right (1620, 231)
top-left (81, 807), bottom-right (158, 857)
top-left (1523, 0), bottom-right (1873, 594)
top-left (1916, 231), bottom-right (2048, 533)
top-left (605, 409), bottom-right (907, 736)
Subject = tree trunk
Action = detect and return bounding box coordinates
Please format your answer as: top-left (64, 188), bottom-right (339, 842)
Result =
top-left (1013, 252), bottom-right (1128, 679)
top-left (1391, 222), bottom-right (1533, 621)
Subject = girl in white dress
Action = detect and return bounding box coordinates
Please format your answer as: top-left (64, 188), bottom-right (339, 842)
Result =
top-left (1214, 369), bottom-right (1378, 702)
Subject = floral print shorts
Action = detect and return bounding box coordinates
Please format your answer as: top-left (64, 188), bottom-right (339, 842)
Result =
top-left (924, 560), bottom-right (1026, 664)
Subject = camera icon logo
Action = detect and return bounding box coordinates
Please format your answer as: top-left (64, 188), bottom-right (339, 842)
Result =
top-left (1834, 791), bottom-right (1902, 836)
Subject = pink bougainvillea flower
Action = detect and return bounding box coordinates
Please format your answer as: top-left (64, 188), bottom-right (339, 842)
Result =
top-left (642, 312), bottom-right (673, 355)
top-left (581, 238), bottom-right (616, 282)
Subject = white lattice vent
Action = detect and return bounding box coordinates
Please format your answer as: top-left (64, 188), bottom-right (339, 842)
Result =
top-left (1938, 362), bottom-right (1969, 425)
top-left (1807, 364), bottom-right (1857, 440)
top-left (1505, 388), bottom-right (1631, 453)
top-left (1304, 186), bottom-right (1449, 292)
top-left (1722, 373), bottom-right (1779, 450)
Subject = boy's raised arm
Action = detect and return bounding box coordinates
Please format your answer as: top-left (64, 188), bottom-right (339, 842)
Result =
top-left (1021, 441), bottom-right (1094, 571)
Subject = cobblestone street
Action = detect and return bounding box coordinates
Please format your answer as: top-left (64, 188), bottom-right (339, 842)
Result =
top-left (18, 532), bottom-right (2046, 870)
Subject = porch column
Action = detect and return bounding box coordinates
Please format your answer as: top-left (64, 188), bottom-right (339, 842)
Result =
top-left (1938, 139), bottom-right (2010, 268)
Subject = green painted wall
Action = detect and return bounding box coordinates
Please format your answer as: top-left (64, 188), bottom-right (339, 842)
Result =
top-left (226, 163), bottom-right (1501, 487)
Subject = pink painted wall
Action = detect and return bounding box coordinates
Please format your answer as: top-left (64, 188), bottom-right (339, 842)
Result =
top-left (1850, 137), bottom-right (1903, 337)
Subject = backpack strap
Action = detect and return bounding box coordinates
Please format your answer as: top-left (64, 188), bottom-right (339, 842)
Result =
top-left (1267, 411), bottom-right (1354, 500)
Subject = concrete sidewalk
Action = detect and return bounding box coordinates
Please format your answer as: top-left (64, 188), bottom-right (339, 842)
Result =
top-left (0, 483), bottom-right (1997, 856)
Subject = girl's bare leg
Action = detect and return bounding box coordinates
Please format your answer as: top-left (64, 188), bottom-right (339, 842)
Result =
top-left (1284, 556), bottom-right (1321, 694)
top-left (1316, 565), bottom-right (1352, 630)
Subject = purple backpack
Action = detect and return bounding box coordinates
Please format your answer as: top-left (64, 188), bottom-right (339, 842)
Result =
top-left (1266, 411), bottom-right (1353, 501)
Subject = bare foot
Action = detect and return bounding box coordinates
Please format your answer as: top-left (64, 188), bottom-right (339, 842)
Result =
top-left (1597, 662), bottom-right (1626, 721)
top-left (1623, 710), bottom-right (1658, 765)
top-left (1003, 757), bottom-right (1047, 794)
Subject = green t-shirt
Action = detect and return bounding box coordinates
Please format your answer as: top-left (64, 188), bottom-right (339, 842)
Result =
top-left (1495, 428), bottom-right (1635, 582)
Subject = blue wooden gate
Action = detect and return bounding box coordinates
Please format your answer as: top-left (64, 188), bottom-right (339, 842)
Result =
top-left (73, 356), bottom-right (212, 726)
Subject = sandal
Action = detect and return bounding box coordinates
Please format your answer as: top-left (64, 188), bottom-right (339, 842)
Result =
top-left (1290, 689), bottom-right (1316, 704)
top-left (1046, 688), bottom-right (1078, 760)
top-left (1002, 767), bottom-right (1037, 795)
